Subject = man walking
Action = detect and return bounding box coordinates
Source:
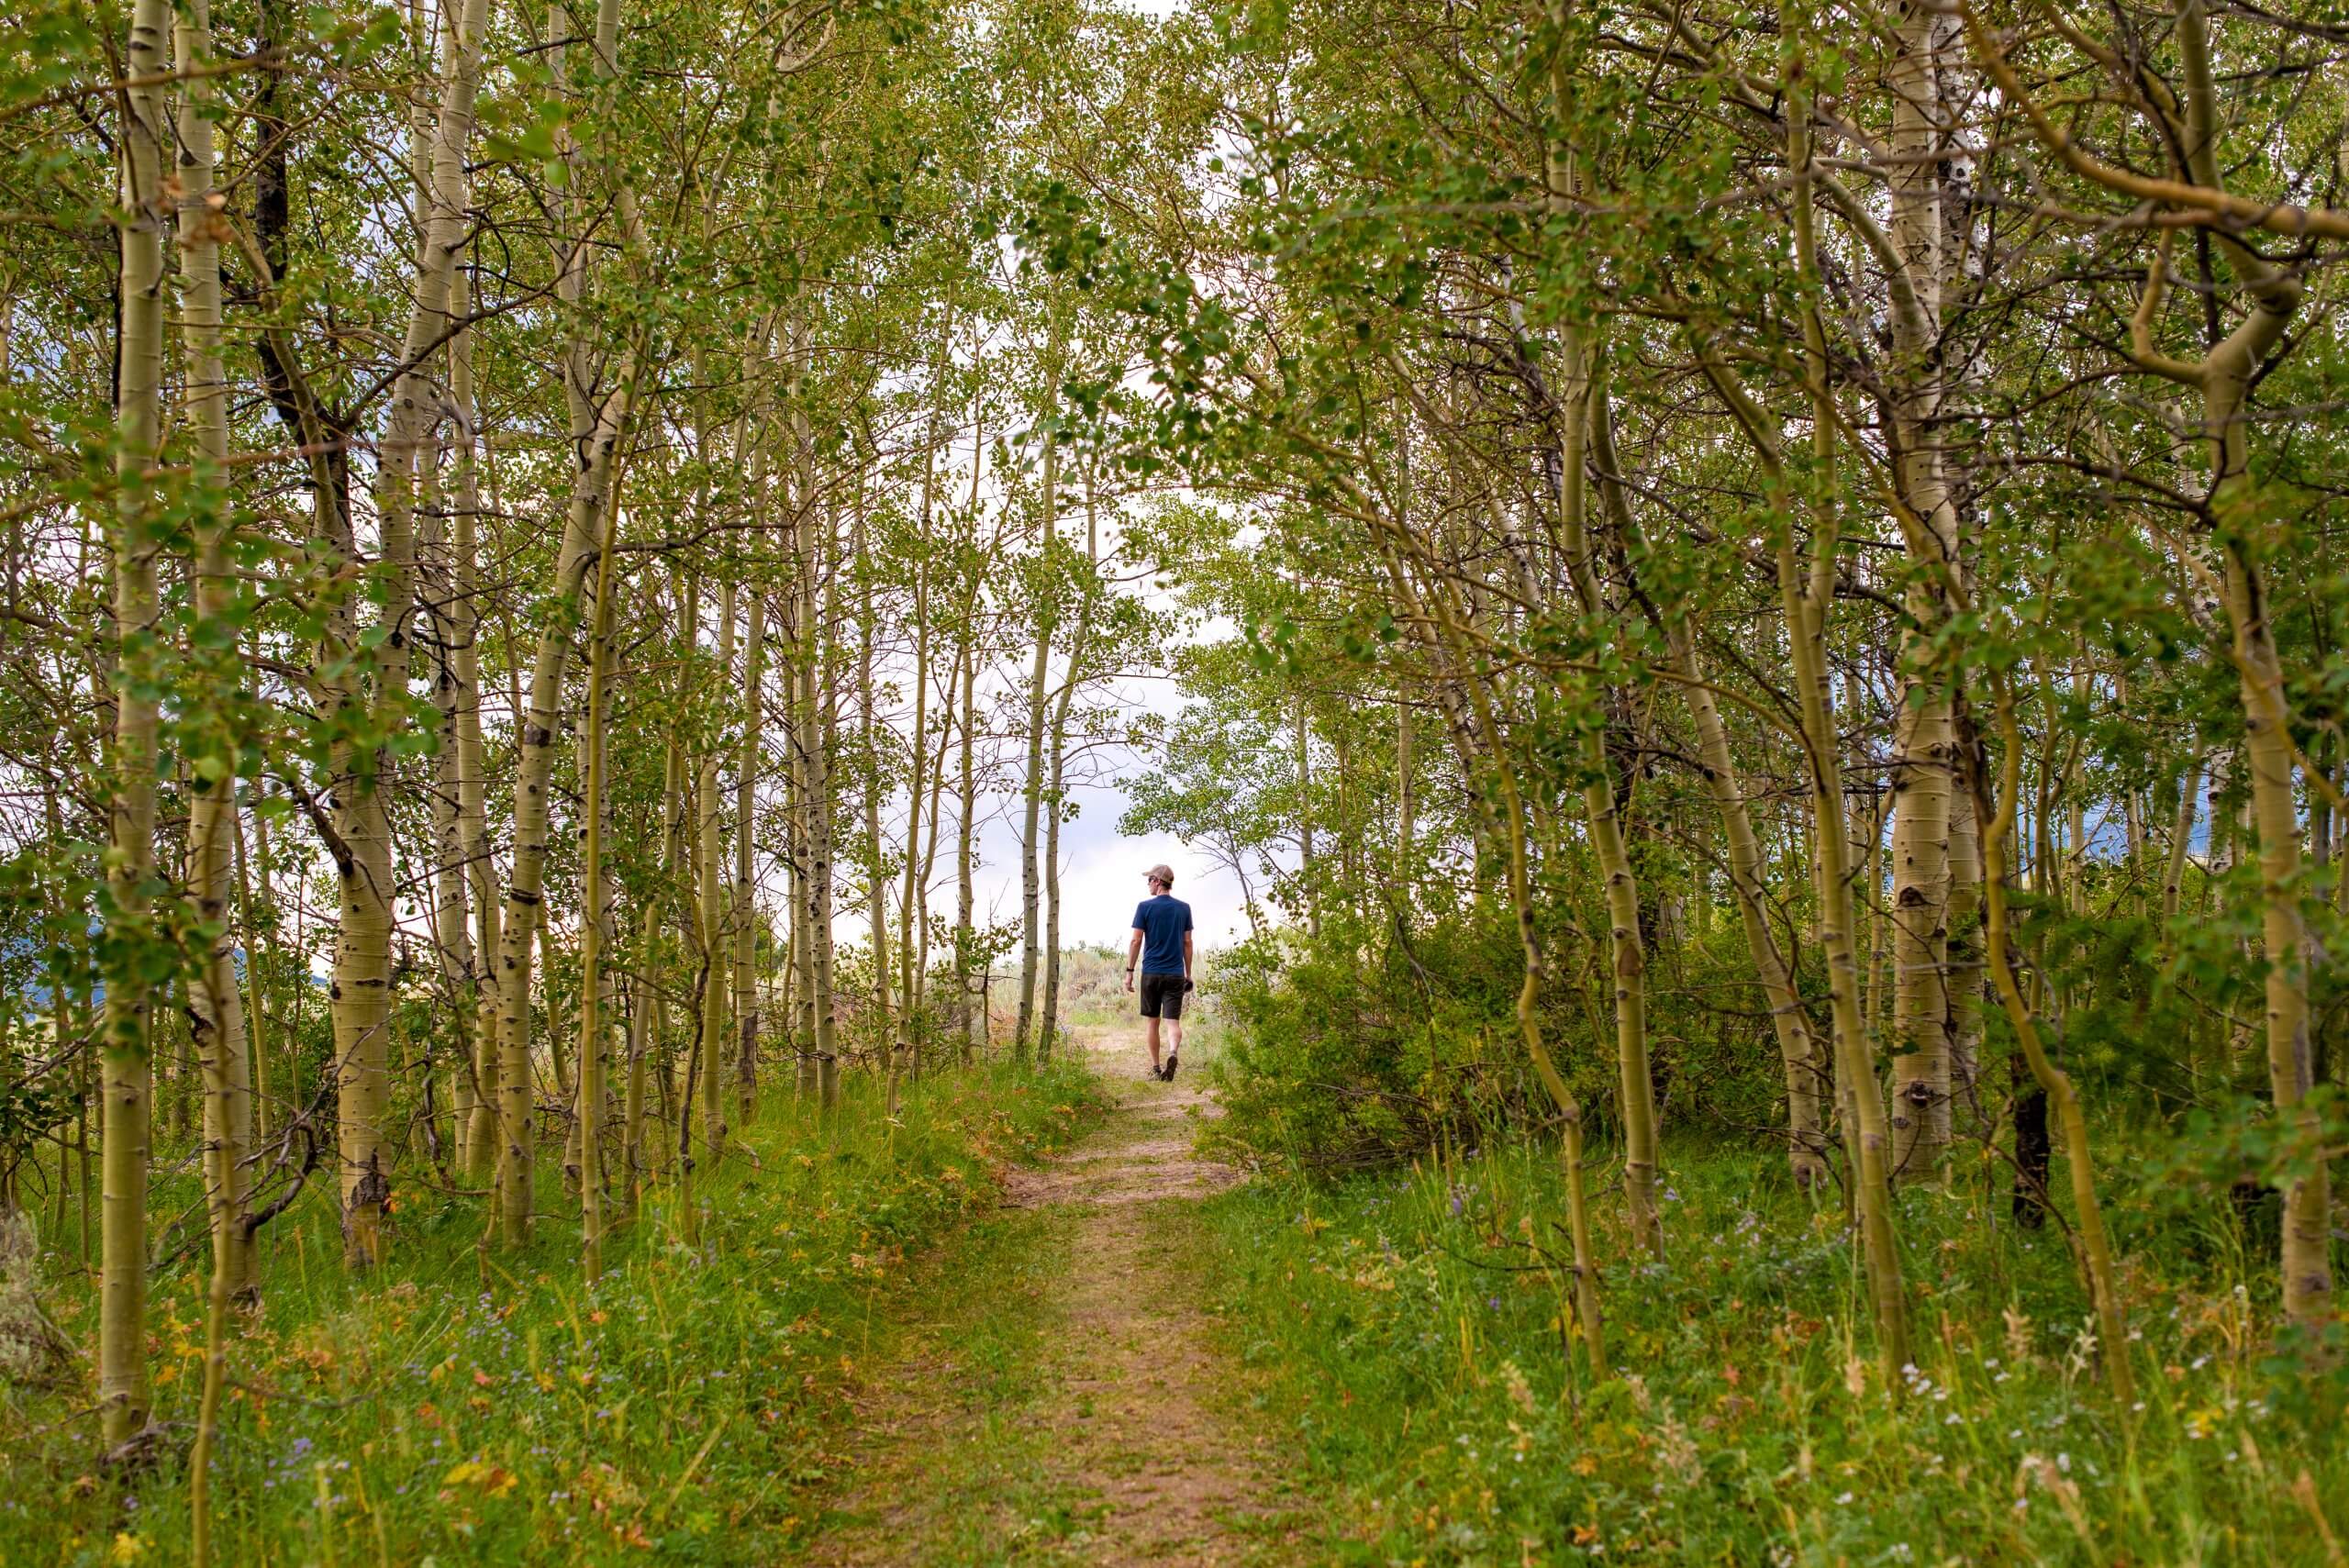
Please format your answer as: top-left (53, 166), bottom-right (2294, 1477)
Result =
top-left (1126, 862), bottom-right (1194, 1081)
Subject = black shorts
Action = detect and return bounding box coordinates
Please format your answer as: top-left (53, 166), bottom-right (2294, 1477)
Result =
top-left (1138, 972), bottom-right (1186, 1020)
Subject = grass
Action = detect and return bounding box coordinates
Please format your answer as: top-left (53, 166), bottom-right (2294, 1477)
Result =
top-left (800, 1201), bottom-right (1099, 1562)
top-left (2, 1059), bottom-right (1105, 1566)
top-left (1197, 1130), bottom-right (2349, 1565)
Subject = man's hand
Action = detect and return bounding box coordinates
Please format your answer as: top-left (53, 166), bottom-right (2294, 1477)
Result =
top-left (1124, 970), bottom-right (1135, 993)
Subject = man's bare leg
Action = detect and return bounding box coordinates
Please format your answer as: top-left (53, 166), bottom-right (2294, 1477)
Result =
top-left (1165, 1014), bottom-right (1184, 1068)
top-left (1144, 1014), bottom-right (1163, 1074)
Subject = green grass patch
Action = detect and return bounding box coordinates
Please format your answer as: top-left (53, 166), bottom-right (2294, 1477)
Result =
top-left (3, 1060), bottom-right (1105, 1566)
top-left (1198, 1137), bottom-right (2349, 1565)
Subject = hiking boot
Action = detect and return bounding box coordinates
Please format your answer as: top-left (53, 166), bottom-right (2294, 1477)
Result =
top-left (1163, 1051), bottom-right (1178, 1081)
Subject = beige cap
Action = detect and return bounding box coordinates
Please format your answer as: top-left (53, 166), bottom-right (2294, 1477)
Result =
top-left (1144, 863), bottom-right (1175, 887)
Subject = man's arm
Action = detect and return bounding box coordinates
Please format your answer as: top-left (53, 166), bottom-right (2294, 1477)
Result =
top-left (1183, 929), bottom-right (1195, 979)
top-left (1127, 927), bottom-right (1144, 991)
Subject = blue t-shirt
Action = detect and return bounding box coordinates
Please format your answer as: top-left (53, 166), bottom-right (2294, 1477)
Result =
top-left (1131, 894), bottom-right (1193, 975)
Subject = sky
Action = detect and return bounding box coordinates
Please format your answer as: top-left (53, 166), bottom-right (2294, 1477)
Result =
top-left (961, 762), bottom-right (1257, 951)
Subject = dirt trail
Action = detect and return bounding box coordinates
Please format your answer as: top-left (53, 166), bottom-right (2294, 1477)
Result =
top-left (811, 1029), bottom-right (1301, 1566)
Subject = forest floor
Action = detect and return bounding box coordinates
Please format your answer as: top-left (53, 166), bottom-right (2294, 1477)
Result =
top-left (805, 1024), bottom-right (1308, 1566)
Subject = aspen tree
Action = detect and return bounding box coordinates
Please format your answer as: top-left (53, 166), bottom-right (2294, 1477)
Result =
top-left (1881, 1), bottom-right (1960, 1186)
top-left (1960, 0), bottom-right (2336, 1325)
top-left (857, 475), bottom-right (895, 1089)
top-left (494, 0), bottom-right (645, 1244)
top-left (1039, 467), bottom-right (1104, 1059)
top-left (791, 373), bottom-right (840, 1104)
top-left (1686, 70), bottom-right (1912, 1370)
top-left (1385, 508), bottom-right (1608, 1372)
top-left (786, 577), bottom-right (817, 1101)
top-left (734, 587), bottom-right (768, 1129)
top-left (895, 412), bottom-right (944, 1073)
top-left (452, 263), bottom-right (502, 1189)
top-left (1784, 73), bottom-right (1908, 1369)
top-left (328, 0), bottom-right (492, 1264)
top-left (697, 583), bottom-right (735, 1149)
top-left (1531, 20), bottom-right (1664, 1249)
top-left (1591, 381), bottom-right (1825, 1189)
top-left (1555, 331), bottom-right (1662, 1255)
top-left (175, 0), bottom-right (257, 1310)
top-left (574, 422), bottom-right (625, 1282)
top-left (955, 635), bottom-right (982, 1059)
top-left (98, 0), bottom-right (173, 1447)
top-left (1015, 363), bottom-right (1061, 1066)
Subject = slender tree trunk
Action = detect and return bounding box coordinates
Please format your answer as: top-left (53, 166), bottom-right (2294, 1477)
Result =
top-left (99, 0), bottom-right (172, 1445)
top-left (574, 445), bottom-right (624, 1281)
top-left (1039, 472), bottom-right (1101, 1062)
top-left (733, 592), bottom-right (767, 1128)
top-left (493, 121), bottom-right (642, 1242)
top-left (1694, 81), bottom-right (1910, 1370)
top-left (896, 317), bottom-right (952, 1073)
top-left (1373, 522), bottom-right (1606, 1372)
top-left (657, 611), bottom-right (693, 1170)
top-left (857, 482), bottom-right (895, 1095)
top-left (796, 440), bottom-right (839, 1103)
top-left (1966, 691), bottom-right (2134, 1399)
top-left (1883, 0), bottom-right (1959, 1186)
top-left (2163, 754), bottom-right (2203, 925)
top-left (1594, 379), bottom-right (1825, 1189)
top-left (453, 264), bottom-right (502, 1188)
top-left (175, 0), bottom-right (256, 1311)
top-left (698, 584), bottom-right (736, 1149)
top-left (330, 0), bottom-right (490, 1267)
top-left (1015, 418), bottom-right (1058, 1066)
top-left (1295, 695), bottom-right (1318, 938)
top-left (233, 786), bottom-right (269, 1157)
top-left (955, 637), bottom-right (981, 1060)
top-left (1557, 335), bottom-right (1660, 1254)
top-left (787, 621), bottom-right (816, 1102)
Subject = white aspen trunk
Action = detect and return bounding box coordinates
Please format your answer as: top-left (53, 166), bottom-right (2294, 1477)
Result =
top-left (658, 595), bottom-right (693, 1168)
top-left (788, 625), bottom-right (817, 1101)
top-left (1883, 1), bottom-right (1960, 1185)
top-left (1039, 471), bottom-right (1102, 1061)
top-left (854, 480), bottom-right (896, 1100)
top-left (698, 583), bottom-right (736, 1150)
top-left (955, 640), bottom-right (982, 1060)
top-left (896, 317), bottom-right (953, 1072)
top-left (175, 0), bottom-right (257, 1305)
top-left (451, 264), bottom-right (502, 1188)
top-left (812, 519), bottom-right (840, 1108)
top-left (332, 0), bottom-right (491, 1266)
top-left (734, 592), bottom-right (767, 1129)
top-left (101, 0), bottom-right (171, 1443)
top-left (1014, 421), bottom-right (1057, 1066)
top-left (493, 6), bottom-right (643, 1239)
top-left (574, 457), bottom-right (624, 1281)
top-left (1294, 695), bottom-right (1318, 938)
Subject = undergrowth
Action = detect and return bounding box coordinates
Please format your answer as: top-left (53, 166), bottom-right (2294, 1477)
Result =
top-left (1200, 1135), bottom-right (2349, 1566)
top-left (2, 1060), bottom-right (1104, 1566)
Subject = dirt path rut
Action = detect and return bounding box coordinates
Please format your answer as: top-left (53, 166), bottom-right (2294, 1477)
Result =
top-left (809, 1029), bottom-right (1300, 1566)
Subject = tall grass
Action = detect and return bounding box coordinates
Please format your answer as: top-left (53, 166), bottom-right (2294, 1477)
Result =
top-left (1200, 1132), bottom-right (2349, 1564)
top-left (2, 1060), bottom-right (1102, 1565)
